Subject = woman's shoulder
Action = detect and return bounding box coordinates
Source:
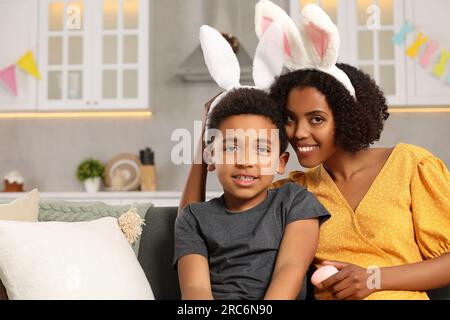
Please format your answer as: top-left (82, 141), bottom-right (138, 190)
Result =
top-left (271, 170), bottom-right (311, 189)
top-left (394, 143), bottom-right (442, 165)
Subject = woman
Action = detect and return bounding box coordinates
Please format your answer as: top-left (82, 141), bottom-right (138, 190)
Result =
top-left (179, 63), bottom-right (450, 300)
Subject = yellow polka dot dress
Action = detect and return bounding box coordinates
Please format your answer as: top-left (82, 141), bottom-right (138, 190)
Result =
top-left (272, 144), bottom-right (450, 300)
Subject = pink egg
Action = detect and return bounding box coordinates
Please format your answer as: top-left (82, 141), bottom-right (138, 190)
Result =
top-left (311, 266), bottom-right (339, 286)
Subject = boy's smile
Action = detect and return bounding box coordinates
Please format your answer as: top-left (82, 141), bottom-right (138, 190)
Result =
top-left (209, 114), bottom-right (288, 212)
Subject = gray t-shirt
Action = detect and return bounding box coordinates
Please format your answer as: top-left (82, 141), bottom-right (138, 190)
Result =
top-left (173, 182), bottom-right (330, 300)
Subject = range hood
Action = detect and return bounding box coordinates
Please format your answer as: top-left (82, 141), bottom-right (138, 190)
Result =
top-left (177, 0), bottom-right (253, 83)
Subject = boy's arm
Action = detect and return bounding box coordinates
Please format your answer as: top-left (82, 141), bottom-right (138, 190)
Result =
top-left (264, 219), bottom-right (320, 300)
top-left (178, 254), bottom-right (214, 300)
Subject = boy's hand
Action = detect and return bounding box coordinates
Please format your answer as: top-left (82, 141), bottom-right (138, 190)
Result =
top-left (316, 261), bottom-right (377, 300)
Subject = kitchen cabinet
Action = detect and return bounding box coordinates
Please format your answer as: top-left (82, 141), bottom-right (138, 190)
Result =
top-left (37, 0), bottom-right (150, 110)
top-left (403, 0), bottom-right (450, 105)
top-left (292, 0), bottom-right (450, 106)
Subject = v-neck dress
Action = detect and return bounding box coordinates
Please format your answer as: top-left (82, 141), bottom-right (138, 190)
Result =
top-left (272, 143), bottom-right (450, 300)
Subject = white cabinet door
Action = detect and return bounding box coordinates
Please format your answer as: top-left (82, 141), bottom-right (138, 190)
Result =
top-left (91, 0), bottom-right (149, 109)
top-left (38, 0), bottom-right (92, 110)
top-left (404, 0), bottom-right (450, 105)
top-left (347, 0), bottom-right (406, 105)
top-left (37, 0), bottom-right (149, 110)
top-left (0, 0), bottom-right (38, 111)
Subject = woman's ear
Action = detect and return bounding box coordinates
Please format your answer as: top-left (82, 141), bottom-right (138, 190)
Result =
top-left (277, 152), bottom-right (290, 175)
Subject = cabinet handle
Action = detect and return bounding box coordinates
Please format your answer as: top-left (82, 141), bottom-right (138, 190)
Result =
top-left (86, 101), bottom-right (91, 105)
top-left (93, 101), bottom-right (98, 105)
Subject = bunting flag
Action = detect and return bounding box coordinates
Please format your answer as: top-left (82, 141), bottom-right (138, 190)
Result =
top-left (393, 22), bottom-right (450, 86)
top-left (0, 65), bottom-right (18, 96)
top-left (16, 51), bottom-right (41, 80)
top-left (0, 50), bottom-right (41, 97)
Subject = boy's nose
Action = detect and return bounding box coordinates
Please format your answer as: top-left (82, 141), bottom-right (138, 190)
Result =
top-left (235, 149), bottom-right (256, 167)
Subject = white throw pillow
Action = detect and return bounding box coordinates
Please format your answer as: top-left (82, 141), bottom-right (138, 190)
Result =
top-left (0, 189), bottom-right (39, 222)
top-left (0, 217), bottom-right (154, 300)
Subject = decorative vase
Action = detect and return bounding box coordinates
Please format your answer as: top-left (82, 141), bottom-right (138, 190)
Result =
top-left (84, 177), bottom-right (101, 193)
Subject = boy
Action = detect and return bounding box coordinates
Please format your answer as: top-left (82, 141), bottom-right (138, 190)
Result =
top-left (173, 88), bottom-right (330, 300)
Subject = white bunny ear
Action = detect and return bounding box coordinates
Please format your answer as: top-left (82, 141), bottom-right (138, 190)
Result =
top-left (300, 4), bottom-right (339, 70)
top-left (253, 21), bottom-right (284, 90)
top-left (328, 65), bottom-right (356, 98)
top-left (255, 0), bottom-right (308, 70)
top-left (199, 25), bottom-right (240, 90)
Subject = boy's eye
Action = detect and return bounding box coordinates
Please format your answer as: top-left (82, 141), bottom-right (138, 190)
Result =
top-left (310, 116), bottom-right (324, 125)
top-left (224, 145), bottom-right (239, 152)
top-left (257, 146), bottom-right (271, 154)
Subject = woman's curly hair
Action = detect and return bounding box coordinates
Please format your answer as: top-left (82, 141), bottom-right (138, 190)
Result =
top-left (269, 63), bottom-right (389, 153)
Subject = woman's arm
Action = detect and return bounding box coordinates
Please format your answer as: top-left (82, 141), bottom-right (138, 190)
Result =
top-left (178, 95), bottom-right (220, 215)
top-left (264, 219), bottom-right (320, 300)
top-left (318, 253), bottom-right (450, 300)
top-left (178, 145), bottom-right (208, 215)
top-left (177, 254), bottom-right (214, 300)
top-left (380, 253), bottom-right (450, 291)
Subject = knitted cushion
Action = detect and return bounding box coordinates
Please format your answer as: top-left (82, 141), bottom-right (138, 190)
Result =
top-left (38, 200), bottom-right (153, 255)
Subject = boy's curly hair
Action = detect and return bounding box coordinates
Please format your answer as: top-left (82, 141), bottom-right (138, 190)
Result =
top-left (269, 63), bottom-right (389, 153)
top-left (207, 88), bottom-right (289, 153)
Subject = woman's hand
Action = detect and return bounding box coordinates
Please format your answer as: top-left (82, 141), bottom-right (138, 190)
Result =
top-left (201, 92), bottom-right (222, 134)
top-left (316, 261), bottom-right (377, 300)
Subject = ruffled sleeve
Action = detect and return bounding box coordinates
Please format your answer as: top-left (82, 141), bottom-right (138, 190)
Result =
top-left (411, 156), bottom-right (450, 259)
top-left (270, 171), bottom-right (306, 189)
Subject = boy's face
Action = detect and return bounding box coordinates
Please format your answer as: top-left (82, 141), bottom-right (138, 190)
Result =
top-left (208, 115), bottom-right (289, 205)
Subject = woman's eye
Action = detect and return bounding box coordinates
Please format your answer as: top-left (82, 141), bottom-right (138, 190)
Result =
top-left (286, 114), bottom-right (296, 123)
top-left (310, 117), bottom-right (324, 125)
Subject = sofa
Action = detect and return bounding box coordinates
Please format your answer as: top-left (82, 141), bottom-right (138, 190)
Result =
top-left (1, 204), bottom-right (448, 300)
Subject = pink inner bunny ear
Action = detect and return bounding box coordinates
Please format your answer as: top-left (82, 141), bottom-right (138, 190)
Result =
top-left (262, 16), bottom-right (273, 33)
top-left (305, 22), bottom-right (329, 59)
top-left (283, 33), bottom-right (292, 58)
top-left (262, 16), bottom-right (292, 58)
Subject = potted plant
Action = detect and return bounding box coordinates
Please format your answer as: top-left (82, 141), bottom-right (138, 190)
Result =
top-left (76, 158), bottom-right (105, 193)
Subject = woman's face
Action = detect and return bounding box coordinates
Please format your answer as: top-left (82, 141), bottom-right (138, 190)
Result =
top-left (285, 87), bottom-right (337, 168)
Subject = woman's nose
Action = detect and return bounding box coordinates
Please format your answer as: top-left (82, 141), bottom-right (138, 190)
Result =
top-left (294, 123), bottom-right (310, 140)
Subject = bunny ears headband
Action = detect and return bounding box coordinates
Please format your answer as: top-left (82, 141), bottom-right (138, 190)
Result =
top-left (255, 0), bottom-right (356, 98)
top-left (200, 21), bottom-right (285, 112)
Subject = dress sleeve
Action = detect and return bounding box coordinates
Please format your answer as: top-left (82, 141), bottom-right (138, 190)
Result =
top-left (172, 205), bottom-right (208, 269)
top-left (270, 171), bottom-right (306, 189)
top-left (411, 156), bottom-right (450, 260)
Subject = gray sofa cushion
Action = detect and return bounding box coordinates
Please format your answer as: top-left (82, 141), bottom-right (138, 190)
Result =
top-left (138, 206), bottom-right (181, 300)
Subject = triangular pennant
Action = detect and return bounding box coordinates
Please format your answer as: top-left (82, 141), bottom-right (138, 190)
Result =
top-left (0, 65), bottom-right (18, 96)
top-left (16, 51), bottom-right (41, 80)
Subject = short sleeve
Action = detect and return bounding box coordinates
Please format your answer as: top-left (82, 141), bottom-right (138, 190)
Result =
top-left (411, 156), bottom-right (450, 260)
top-left (270, 171), bottom-right (306, 189)
top-left (285, 183), bottom-right (331, 226)
top-left (172, 205), bottom-right (208, 269)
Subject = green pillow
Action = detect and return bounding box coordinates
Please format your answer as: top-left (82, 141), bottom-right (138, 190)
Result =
top-left (38, 200), bottom-right (153, 256)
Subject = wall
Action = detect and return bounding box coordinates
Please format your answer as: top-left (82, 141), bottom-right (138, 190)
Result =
top-left (0, 0), bottom-right (448, 192)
